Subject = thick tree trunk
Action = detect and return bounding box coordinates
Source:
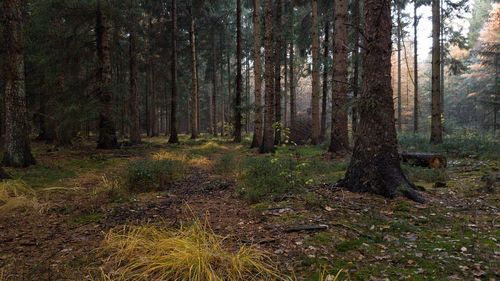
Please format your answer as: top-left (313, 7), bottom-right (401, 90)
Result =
top-left (129, 20), bottom-right (141, 145)
top-left (190, 14), bottom-right (198, 139)
top-left (1, 0), bottom-right (36, 167)
top-left (329, 0), bottom-right (349, 153)
top-left (413, 1), bottom-right (419, 134)
top-left (342, 0), bottom-right (425, 203)
top-left (321, 20), bottom-right (330, 142)
top-left (234, 0), bottom-right (243, 143)
top-left (260, 0), bottom-right (275, 153)
top-left (274, 0), bottom-right (283, 145)
top-left (430, 0), bottom-right (443, 144)
top-left (251, 0), bottom-right (263, 148)
top-left (168, 0), bottom-right (179, 144)
top-left (311, 0), bottom-right (321, 145)
top-left (96, 2), bottom-right (119, 149)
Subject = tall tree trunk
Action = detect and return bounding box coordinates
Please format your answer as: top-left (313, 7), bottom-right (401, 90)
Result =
top-left (168, 0), bottom-right (179, 144)
top-left (234, 0), bottom-right (243, 142)
top-left (189, 13), bottom-right (198, 139)
top-left (245, 54), bottom-right (251, 134)
top-left (430, 0), bottom-right (443, 144)
top-left (342, 0), bottom-right (424, 203)
top-left (397, 1), bottom-right (402, 132)
top-left (96, 2), bottom-right (118, 149)
top-left (274, 0), bottom-right (283, 145)
top-left (151, 66), bottom-right (159, 137)
top-left (329, 0), bottom-right (349, 153)
top-left (251, 0), bottom-right (263, 148)
top-left (129, 18), bottom-right (141, 145)
top-left (289, 4), bottom-right (296, 142)
top-left (351, 0), bottom-right (361, 135)
top-left (321, 20), bottom-right (330, 141)
top-left (413, 0), bottom-right (419, 134)
top-left (211, 30), bottom-right (218, 136)
top-left (1, 0), bottom-right (36, 167)
top-left (260, 0), bottom-right (275, 153)
top-left (220, 38), bottom-right (225, 136)
top-left (311, 0), bottom-right (321, 145)
top-left (440, 0), bottom-right (445, 127)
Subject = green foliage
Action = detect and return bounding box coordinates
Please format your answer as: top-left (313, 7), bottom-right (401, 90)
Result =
top-left (124, 158), bottom-right (187, 192)
top-left (214, 152), bottom-right (237, 175)
top-left (399, 132), bottom-right (500, 160)
top-left (237, 156), bottom-right (309, 203)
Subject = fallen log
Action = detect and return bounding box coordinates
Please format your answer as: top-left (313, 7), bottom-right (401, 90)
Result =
top-left (400, 152), bottom-right (447, 169)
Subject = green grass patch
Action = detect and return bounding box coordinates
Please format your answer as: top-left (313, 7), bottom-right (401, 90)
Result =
top-left (124, 158), bottom-right (187, 192)
top-left (68, 211), bottom-right (104, 226)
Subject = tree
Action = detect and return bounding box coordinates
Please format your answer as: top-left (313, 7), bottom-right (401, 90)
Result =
top-left (189, 7), bottom-right (199, 139)
top-left (251, 0), bottom-right (263, 148)
top-left (168, 0), bottom-right (179, 144)
top-left (96, 1), bottom-right (119, 149)
top-left (413, 0), bottom-right (420, 134)
top-left (311, 0), bottom-right (321, 145)
top-left (351, 0), bottom-right (361, 135)
top-left (329, 0), bottom-right (349, 153)
top-left (274, 0), bottom-right (283, 145)
top-left (1, 0), bottom-right (36, 167)
top-left (260, 0), bottom-right (275, 153)
top-left (320, 19), bottom-right (330, 141)
top-left (396, 0), bottom-right (403, 131)
top-left (234, 0), bottom-right (243, 143)
top-left (430, 0), bottom-right (443, 144)
top-left (341, 0), bottom-right (425, 203)
top-left (128, 5), bottom-right (141, 145)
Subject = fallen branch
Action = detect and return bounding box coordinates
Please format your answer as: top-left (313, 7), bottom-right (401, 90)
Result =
top-left (284, 224), bottom-right (328, 233)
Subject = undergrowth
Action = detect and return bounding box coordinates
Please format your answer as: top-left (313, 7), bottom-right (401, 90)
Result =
top-left (124, 158), bottom-right (187, 192)
top-left (0, 180), bottom-right (43, 215)
top-left (100, 219), bottom-right (280, 281)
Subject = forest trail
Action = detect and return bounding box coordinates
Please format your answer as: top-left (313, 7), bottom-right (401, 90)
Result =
top-left (0, 138), bottom-right (498, 280)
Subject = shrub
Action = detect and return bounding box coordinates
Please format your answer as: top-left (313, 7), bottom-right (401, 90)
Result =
top-left (402, 164), bottom-right (447, 183)
top-left (100, 220), bottom-right (280, 281)
top-left (214, 152), bottom-right (237, 175)
top-left (237, 157), bottom-right (309, 203)
top-left (0, 180), bottom-right (43, 215)
top-left (124, 158), bottom-right (186, 192)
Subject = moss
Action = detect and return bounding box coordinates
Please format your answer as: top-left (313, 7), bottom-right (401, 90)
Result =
top-left (68, 212), bottom-right (104, 226)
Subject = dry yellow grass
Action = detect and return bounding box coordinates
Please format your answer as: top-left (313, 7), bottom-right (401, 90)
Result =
top-left (0, 180), bottom-right (43, 215)
top-left (100, 219), bottom-right (281, 281)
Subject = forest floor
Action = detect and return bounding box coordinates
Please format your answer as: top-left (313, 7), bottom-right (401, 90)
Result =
top-left (0, 135), bottom-right (498, 281)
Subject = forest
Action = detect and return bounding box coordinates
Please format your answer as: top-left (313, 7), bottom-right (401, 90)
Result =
top-left (0, 0), bottom-right (498, 280)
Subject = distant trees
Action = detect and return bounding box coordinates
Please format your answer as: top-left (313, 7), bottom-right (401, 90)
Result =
top-left (1, 0), bottom-right (36, 167)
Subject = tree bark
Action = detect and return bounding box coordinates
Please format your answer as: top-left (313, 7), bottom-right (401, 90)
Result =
top-left (413, 1), bottom-right (419, 134)
top-left (321, 20), bottom-right (330, 142)
top-left (397, 1), bottom-right (402, 132)
top-left (289, 4), bottom-right (296, 143)
top-left (430, 0), bottom-right (443, 144)
top-left (96, 2), bottom-right (119, 149)
top-left (251, 0), bottom-right (263, 148)
top-left (168, 0), bottom-right (179, 144)
top-left (329, 0), bottom-right (349, 153)
top-left (1, 0), bottom-right (36, 167)
top-left (189, 12), bottom-right (199, 139)
top-left (311, 0), bottom-right (321, 145)
top-left (274, 0), bottom-right (283, 145)
top-left (260, 0), bottom-right (275, 153)
top-left (128, 15), bottom-right (141, 145)
top-left (234, 0), bottom-right (243, 143)
top-left (342, 0), bottom-right (425, 203)
top-left (351, 0), bottom-right (361, 135)
top-left (211, 30), bottom-right (218, 136)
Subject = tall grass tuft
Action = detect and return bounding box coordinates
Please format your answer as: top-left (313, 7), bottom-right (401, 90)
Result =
top-left (124, 158), bottom-right (187, 192)
top-left (0, 180), bottom-right (43, 215)
top-left (100, 219), bottom-right (280, 281)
